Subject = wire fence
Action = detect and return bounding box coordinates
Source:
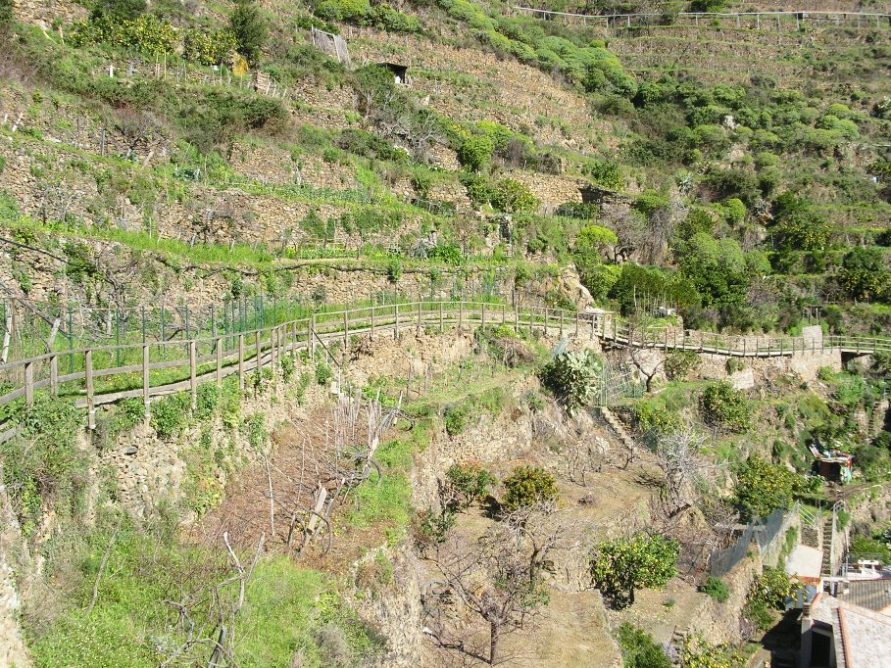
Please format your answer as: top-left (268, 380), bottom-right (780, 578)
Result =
top-left (4, 297), bottom-right (891, 434)
top-left (710, 506), bottom-right (793, 576)
top-left (0, 272), bottom-right (522, 364)
top-left (511, 6), bottom-right (891, 31)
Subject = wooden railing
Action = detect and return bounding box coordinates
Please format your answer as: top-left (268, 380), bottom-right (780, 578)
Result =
top-left (1, 300), bottom-right (889, 441)
top-left (512, 6), bottom-right (891, 30)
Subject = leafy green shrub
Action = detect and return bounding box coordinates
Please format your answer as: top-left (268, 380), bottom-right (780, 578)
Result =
top-left (836, 248), bottom-right (891, 303)
top-left (150, 394), bottom-right (190, 439)
top-left (427, 243), bottom-right (463, 265)
top-left (415, 507), bottom-right (457, 547)
top-left (230, 0), bottom-right (267, 65)
top-left (849, 534), bottom-right (891, 564)
top-left (664, 351), bottom-right (700, 381)
top-left (733, 455), bottom-right (800, 521)
top-left (744, 568), bottom-right (800, 631)
top-left (489, 179), bottom-right (539, 214)
top-left (443, 403), bottom-right (470, 436)
top-left (91, 0), bottom-right (146, 21)
top-left (3, 396), bottom-right (88, 533)
top-left (336, 128), bottom-right (405, 162)
top-left (725, 358), bottom-right (745, 375)
top-left (72, 14), bottom-right (177, 56)
top-left (457, 135), bottom-right (495, 171)
top-left (701, 381), bottom-right (751, 433)
top-left (445, 463), bottom-right (497, 508)
top-left (502, 465), bottom-right (558, 511)
top-left (617, 624), bottom-right (671, 668)
top-left (681, 637), bottom-right (748, 668)
top-left (633, 400), bottom-right (681, 435)
top-left (590, 532), bottom-right (678, 608)
top-left (315, 362), bottom-right (332, 386)
top-left (700, 576), bottom-right (730, 603)
top-left (539, 349), bottom-right (603, 413)
top-left (0, 0), bottom-right (13, 31)
top-left (183, 28), bottom-right (237, 65)
top-left (371, 5), bottom-right (422, 32)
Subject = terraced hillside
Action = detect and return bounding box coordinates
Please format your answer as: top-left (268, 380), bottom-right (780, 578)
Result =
top-left (1, 0), bottom-right (891, 665)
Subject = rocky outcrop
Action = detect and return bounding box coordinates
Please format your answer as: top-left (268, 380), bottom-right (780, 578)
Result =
top-left (0, 477), bottom-right (32, 668)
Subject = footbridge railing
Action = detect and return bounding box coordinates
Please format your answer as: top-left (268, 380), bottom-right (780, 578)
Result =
top-left (1, 300), bottom-right (889, 441)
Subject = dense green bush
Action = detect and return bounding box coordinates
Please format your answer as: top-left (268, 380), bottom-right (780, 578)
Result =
top-left (849, 533), bottom-right (891, 564)
top-left (445, 463), bottom-right (497, 508)
top-left (701, 381), bottom-right (751, 433)
top-left (609, 264), bottom-right (698, 316)
top-left (0, 0), bottom-right (13, 31)
top-left (664, 351), bottom-right (700, 381)
top-left (336, 128), bottom-right (406, 162)
top-left (3, 396), bottom-right (88, 534)
top-left (230, 0), bottom-right (267, 65)
top-left (502, 465), bottom-right (558, 511)
top-left (91, 0), bottom-right (146, 21)
top-left (539, 349), bottom-right (603, 413)
top-left (700, 576), bottom-right (730, 603)
top-left (617, 624), bottom-right (671, 668)
top-left (72, 14), bottom-right (178, 56)
top-left (836, 248), bottom-right (891, 303)
top-left (443, 403), bottom-right (470, 436)
top-left (150, 394), bottom-right (190, 439)
top-left (733, 455), bottom-right (800, 521)
top-left (183, 28), bottom-right (237, 66)
top-left (633, 400), bottom-right (681, 435)
top-left (744, 568), bottom-right (800, 631)
top-left (489, 179), bottom-right (539, 214)
top-left (590, 532), bottom-right (678, 608)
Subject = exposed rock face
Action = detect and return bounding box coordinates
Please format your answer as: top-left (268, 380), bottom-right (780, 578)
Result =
top-left (0, 480), bottom-right (32, 668)
top-left (12, 0), bottom-right (86, 28)
top-left (559, 266), bottom-right (594, 312)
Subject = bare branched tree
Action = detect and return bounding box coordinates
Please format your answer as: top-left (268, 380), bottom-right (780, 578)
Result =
top-left (423, 505), bottom-right (562, 666)
top-left (160, 532), bottom-right (265, 667)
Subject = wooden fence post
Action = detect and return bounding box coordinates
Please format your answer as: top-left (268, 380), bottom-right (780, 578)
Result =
top-left (371, 306), bottom-right (376, 338)
top-left (24, 360), bottom-right (33, 407)
top-left (255, 331), bottom-right (262, 376)
top-left (142, 344), bottom-right (150, 416)
top-left (439, 302), bottom-right (444, 333)
top-left (50, 354), bottom-right (58, 397)
top-left (310, 314), bottom-right (316, 357)
top-left (458, 301), bottom-right (463, 331)
top-left (271, 327), bottom-right (277, 375)
top-left (189, 340), bottom-right (197, 410)
top-left (238, 334), bottom-right (245, 391)
top-left (416, 301), bottom-right (422, 335)
top-left (343, 311), bottom-right (349, 349)
top-left (481, 302), bottom-right (486, 330)
top-left (216, 338), bottom-right (223, 384)
top-left (85, 350), bottom-right (95, 429)
top-left (394, 304), bottom-right (400, 341)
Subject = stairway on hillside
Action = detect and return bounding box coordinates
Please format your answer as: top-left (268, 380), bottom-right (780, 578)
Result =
top-left (821, 515), bottom-right (834, 576)
top-left (599, 407), bottom-right (636, 451)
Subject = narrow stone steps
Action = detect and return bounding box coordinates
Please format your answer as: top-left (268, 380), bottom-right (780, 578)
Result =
top-left (599, 407), bottom-right (636, 451)
top-left (821, 518), bottom-right (834, 575)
